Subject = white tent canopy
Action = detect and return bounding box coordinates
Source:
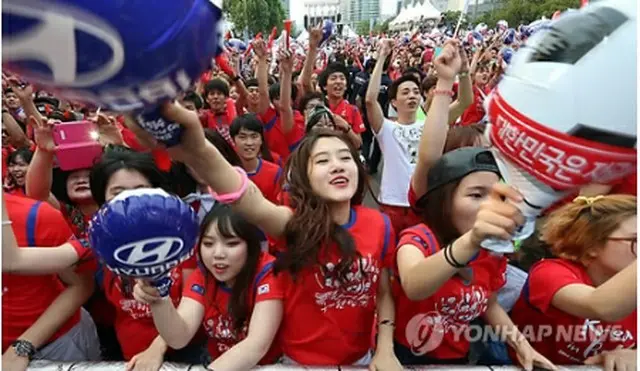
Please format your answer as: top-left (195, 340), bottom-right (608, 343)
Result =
top-left (391, 3), bottom-right (416, 25)
top-left (409, 0), bottom-right (441, 21)
top-left (391, 1), bottom-right (441, 27)
top-left (342, 24), bottom-right (358, 38)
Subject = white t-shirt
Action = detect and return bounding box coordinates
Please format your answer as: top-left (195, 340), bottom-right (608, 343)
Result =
top-left (375, 118), bottom-right (423, 207)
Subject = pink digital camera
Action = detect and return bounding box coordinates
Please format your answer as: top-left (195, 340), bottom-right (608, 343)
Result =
top-left (52, 121), bottom-right (103, 171)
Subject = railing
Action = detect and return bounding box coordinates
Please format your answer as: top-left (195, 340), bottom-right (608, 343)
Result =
top-left (26, 361), bottom-right (605, 370)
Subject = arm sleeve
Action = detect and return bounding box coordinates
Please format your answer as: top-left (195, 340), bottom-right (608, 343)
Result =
top-left (253, 260), bottom-right (285, 302)
top-left (350, 106), bottom-right (366, 134)
top-left (182, 268), bottom-right (208, 305)
top-left (397, 225), bottom-right (441, 258)
top-left (524, 260), bottom-right (585, 314)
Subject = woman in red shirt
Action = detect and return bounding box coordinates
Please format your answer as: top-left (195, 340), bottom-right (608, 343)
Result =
top-left (2, 149), bottom-right (202, 370)
top-left (510, 195), bottom-right (637, 370)
top-left (133, 204), bottom-right (284, 370)
top-left (122, 101), bottom-right (402, 369)
top-left (4, 147), bottom-right (32, 197)
top-left (392, 147), bottom-right (555, 370)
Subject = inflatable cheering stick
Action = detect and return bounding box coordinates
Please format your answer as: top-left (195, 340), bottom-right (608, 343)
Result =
top-left (2, 0), bottom-right (225, 147)
top-left (482, 0), bottom-right (637, 254)
top-left (89, 189), bottom-right (199, 297)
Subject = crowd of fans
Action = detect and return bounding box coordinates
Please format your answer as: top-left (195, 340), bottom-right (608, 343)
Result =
top-left (0, 16), bottom-right (636, 371)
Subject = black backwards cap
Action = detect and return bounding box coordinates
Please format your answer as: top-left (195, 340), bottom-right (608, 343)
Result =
top-left (425, 147), bottom-right (501, 196)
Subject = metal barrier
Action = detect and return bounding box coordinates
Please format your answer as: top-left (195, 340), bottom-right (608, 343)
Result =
top-left (26, 361), bottom-right (605, 370)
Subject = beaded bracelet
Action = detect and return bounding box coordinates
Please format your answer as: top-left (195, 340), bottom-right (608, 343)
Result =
top-left (209, 166), bottom-right (250, 204)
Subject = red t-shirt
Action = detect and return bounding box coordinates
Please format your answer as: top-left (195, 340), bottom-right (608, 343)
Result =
top-left (391, 224), bottom-right (507, 360)
top-left (5, 187), bottom-right (26, 198)
top-left (407, 181), bottom-right (420, 212)
top-left (258, 106), bottom-right (305, 161)
top-left (270, 151), bottom-right (283, 168)
top-left (2, 146), bottom-right (12, 179)
top-left (248, 159), bottom-right (282, 205)
top-left (510, 259), bottom-right (637, 365)
top-left (273, 206), bottom-right (395, 364)
top-left (183, 252), bottom-right (283, 363)
top-left (203, 99), bottom-right (238, 145)
top-left (68, 236), bottom-right (99, 274)
top-left (2, 195), bottom-right (82, 351)
top-left (328, 99), bottom-right (366, 134)
top-left (103, 268), bottom-right (184, 360)
top-left (459, 85), bottom-right (490, 126)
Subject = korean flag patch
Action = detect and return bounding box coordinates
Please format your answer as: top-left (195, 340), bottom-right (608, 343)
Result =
top-left (191, 284), bottom-right (205, 295)
top-left (257, 284), bottom-right (270, 295)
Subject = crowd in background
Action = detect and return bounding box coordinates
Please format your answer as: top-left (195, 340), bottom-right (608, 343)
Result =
top-left (1, 14), bottom-right (637, 371)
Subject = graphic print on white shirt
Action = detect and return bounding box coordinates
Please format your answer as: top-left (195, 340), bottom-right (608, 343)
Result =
top-left (376, 119), bottom-right (424, 206)
top-left (313, 254), bottom-right (380, 312)
top-left (391, 122), bottom-right (422, 165)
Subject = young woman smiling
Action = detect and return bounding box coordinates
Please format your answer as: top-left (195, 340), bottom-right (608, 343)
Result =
top-left (2, 149), bottom-right (206, 371)
top-left (133, 204), bottom-right (283, 371)
top-left (123, 97), bottom-right (402, 369)
top-left (511, 195), bottom-right (637, 370)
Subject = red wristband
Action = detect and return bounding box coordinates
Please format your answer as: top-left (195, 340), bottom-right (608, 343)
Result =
top-left (433, 89), bottom-right (454, 97)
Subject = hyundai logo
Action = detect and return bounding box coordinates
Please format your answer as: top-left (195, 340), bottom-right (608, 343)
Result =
top-left (114, 237), bottom-right (184, 267)
top-left (3, 0), bottom-right (124, 87)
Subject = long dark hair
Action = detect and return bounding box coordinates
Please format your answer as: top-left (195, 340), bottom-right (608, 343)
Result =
top-left (418, 181), bottom-right (463, 247)
top-left (275, 129), bottom-right (367, 285)
top-left (197, 204), bottom-right (264, 331)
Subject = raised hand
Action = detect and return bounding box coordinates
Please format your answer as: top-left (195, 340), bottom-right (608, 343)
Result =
top-left (92, 113), bottom-right (124, 146)
top-left (278, 49), bottom-right (294, 75)
top-left (309, 22), bottom-right (324, 48)
top-left (252, 39), bottom-right (268, 60)
top-left (433, 40), bottom-right (463, 82)
top-left (30, 116), bottom-right (56, 153)
top-left (378, 39), bottom-right (395, 59)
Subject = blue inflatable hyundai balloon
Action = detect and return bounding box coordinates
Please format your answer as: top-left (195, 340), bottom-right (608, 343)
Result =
top-left (89, 188), bottom-right (199, 297)
top-left (2, 0), bottom-right (224, 146)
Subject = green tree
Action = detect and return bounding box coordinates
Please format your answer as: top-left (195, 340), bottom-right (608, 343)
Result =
top-left (441, 10), bottom-right (462, 24)
top-left (442, 10), bottom-right (469, 29)
top-left (372, 19), bottom-right (391, 35)
top-left (224, 0), bottom-right (285, 36)
top-left (356, 20), bottom-right (370, 36)
top-left (472, 0), bottom-right (580, 27)
top-left (265, 0), bottom-right (286, 32)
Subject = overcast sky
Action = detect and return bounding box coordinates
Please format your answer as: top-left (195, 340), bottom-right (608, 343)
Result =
top-left (289, 0), bottom-right (398, 26)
